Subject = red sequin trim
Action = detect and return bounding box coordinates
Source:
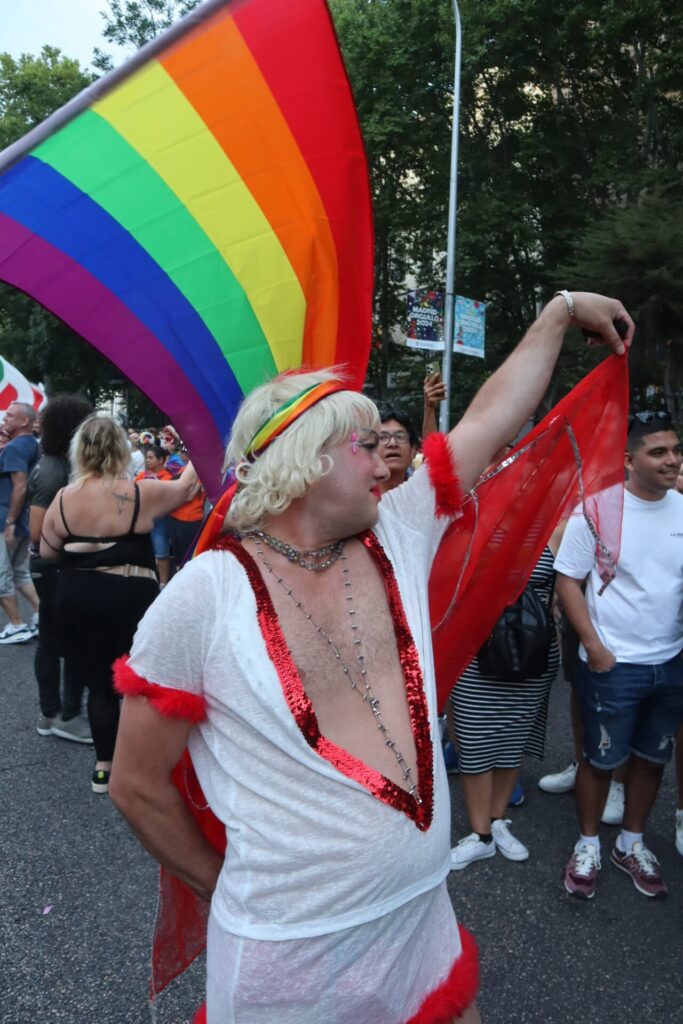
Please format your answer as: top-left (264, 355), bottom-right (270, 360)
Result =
top-left (218, 535), bottom-right (433, 830)
top-left (113, 655), bottom-right (207, 723)
top-left (422, 433), bottom-right (464, 518)
top-left (404, 926), bottom-right (479, 1024)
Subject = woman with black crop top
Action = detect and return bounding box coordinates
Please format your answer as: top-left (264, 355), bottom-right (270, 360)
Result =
top-left (40, 415), bottom-right (200, 794)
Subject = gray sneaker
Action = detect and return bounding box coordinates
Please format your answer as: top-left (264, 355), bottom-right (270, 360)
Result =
top-left (51, 714), bottom-right (93, 745)
top-left (37, 713), bottom-right (55, 736)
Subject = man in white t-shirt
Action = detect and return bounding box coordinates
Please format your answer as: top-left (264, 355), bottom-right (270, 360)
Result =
top-left (555, 411), bottom-right (683, 900)
top-left (108, 292), bottom-right (632, 1024)
top-left (126, 432), bottom-right (145, 478)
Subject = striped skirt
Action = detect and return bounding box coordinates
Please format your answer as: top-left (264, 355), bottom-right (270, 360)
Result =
top-left (449, 640), bottom-right (560, 774)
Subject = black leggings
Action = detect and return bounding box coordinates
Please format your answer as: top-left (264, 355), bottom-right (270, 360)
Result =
top-left (56, 569), bottom-right (158, 760)
top-left (31, 564), bottom-right (86, 719)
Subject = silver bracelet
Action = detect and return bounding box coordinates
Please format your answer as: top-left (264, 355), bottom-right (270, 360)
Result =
top-left (553, 289), bottom-right (575, 318)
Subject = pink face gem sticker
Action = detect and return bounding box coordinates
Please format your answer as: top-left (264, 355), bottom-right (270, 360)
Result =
top-left (349, 432), bottom-right (360, 454)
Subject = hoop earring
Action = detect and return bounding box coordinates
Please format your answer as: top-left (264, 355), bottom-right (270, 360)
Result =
top-left (235, 461), bottom-right (251, 483)
top-left (319, 453), bottom-right (334, 476)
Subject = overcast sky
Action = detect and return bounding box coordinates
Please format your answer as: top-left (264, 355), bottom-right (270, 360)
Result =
top-left (3, 0), bottom-right (129, 69)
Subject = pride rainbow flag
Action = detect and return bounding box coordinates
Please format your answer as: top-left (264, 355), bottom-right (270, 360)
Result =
top-left (0, 0), bottom-right (373, 498)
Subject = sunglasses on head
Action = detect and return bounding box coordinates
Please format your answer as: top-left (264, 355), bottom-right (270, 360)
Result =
top-left (627, 410), bottom-right (671, 432)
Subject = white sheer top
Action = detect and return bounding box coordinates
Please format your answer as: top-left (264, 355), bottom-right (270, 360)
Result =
top-left (128, 466), bottom-right (454, 941)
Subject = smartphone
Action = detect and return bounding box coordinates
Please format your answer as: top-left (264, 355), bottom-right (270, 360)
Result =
top-left (426, 360), bottom-right (441, 379)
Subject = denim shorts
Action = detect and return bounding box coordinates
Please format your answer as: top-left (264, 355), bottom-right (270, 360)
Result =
top-left (150, 517), bottom-right (170, 559)
top-left (576, 655), bottom-right (683, 770)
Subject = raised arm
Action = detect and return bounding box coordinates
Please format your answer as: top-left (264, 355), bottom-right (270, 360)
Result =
top-left (447, 292), bottom-right (633, 492)
top-left (138, 462), bottom-right (201, 521)
top-left (110, 696), bottom-right (223, 900)
top-left (422, 372), bottom-right (446, 439)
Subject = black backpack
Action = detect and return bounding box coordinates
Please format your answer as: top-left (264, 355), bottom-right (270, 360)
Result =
top-left (476, 578), bottom-right (555, 683)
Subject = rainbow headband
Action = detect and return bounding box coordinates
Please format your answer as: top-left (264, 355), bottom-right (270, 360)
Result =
top-left (244, 380), bottom-right (346, 460)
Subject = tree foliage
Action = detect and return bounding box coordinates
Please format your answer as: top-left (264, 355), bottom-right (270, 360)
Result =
top-left (563, 184), bottom-right (683, 418)
top-left (93, 0), bottom-right (201, 71)
top-left (334, 0), bottom-right (683, 421)
top-left (0, 47), bottom-right (93, 148)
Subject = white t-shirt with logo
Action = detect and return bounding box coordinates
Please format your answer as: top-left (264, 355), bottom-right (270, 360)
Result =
top-left (554, 488), bottom-right (683, 664)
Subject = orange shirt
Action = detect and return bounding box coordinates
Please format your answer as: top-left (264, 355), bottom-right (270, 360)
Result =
top-left (168, 464), bottom-right (205, 522)
top-left (135, 468), bottom-right (173, 483)
top-left (171, 492), bottom-right (206, 522)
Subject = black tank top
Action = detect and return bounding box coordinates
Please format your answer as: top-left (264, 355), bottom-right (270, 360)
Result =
top-left (58, 483), bottom-right (156, 571)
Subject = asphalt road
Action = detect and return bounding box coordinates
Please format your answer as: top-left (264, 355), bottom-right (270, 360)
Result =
top-left (2, 627), bottom-right (682, 1024)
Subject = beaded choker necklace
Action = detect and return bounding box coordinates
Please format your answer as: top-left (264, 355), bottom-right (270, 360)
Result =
top-left (245, 529), bottom-right (344, 572)
top-left (250, 536), bottom-right (421, 803)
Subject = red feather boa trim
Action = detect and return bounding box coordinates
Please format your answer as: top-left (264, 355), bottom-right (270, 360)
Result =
top-left (405, 925), bottom-right (479, 1023)
top-left (113, 656), bottom-right (207, 723)
top-left (191, 925), bottom-right (477, 1024)
top-left (422, 434), bottom-right (464, 518)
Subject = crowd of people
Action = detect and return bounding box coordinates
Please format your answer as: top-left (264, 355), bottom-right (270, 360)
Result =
top-left (0, 405), bottom-right (204, 788)
top-left (3, 290), bottom-right (683, 1023)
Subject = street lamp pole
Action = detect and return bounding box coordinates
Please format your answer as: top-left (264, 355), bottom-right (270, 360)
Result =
top-left (439, 0), bottom-right (463, 433)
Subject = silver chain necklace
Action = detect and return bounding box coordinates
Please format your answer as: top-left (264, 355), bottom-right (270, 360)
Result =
top-left (245, 529), bottom-right (344, 572)
top-left (250, 537), bottom-right (421, 804)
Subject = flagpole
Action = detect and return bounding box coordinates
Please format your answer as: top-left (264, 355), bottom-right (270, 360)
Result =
top-left (439, 0), bottom-right (462, 433)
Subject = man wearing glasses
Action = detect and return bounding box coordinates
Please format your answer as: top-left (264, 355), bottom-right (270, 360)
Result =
top-left (555, 410), bottom-right (683, 899)
top-left (378, 375), bottom-right (447, 494)
top-left (376, 411), bottom-right (420, 493)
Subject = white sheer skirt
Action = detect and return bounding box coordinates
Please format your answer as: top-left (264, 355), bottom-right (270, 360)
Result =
top-left (206, 880), bottom-right (461, 1024)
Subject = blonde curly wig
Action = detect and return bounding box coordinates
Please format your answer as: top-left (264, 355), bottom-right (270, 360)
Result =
top-left (225, 368), bottom-right (380, 530)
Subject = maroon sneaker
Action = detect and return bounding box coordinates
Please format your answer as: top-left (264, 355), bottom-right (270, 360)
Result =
top-left (564, 843), bottom-right (601, 899)
top-left (610, 841), bottom-right (668, 898)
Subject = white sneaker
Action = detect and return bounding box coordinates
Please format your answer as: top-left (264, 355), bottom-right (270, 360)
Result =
top-left (676, 810), bottom-right (683, 857)
top-left (538, 761), bottom-right (577, 794)
top-left (601, 780), bottom-right (625, 825)
top-left (0, 622), bottom-right (32, 644)
top-left (491, 818), bottom-right (529, 861)
top-left (450, 833), bottom-right (496, 871)
top-left (29, 611), bottom-right (39, 638)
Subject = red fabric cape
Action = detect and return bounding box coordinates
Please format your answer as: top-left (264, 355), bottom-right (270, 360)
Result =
top-left (429, 353), bottom-right (628, 706)
top-left (126, 353), bottom-right (629, 1011)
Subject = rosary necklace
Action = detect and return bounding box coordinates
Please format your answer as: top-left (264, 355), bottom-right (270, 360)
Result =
top-left (250, 536), bottom-right (421, 803)
top-left (245, 529), bottom-right (344, 572)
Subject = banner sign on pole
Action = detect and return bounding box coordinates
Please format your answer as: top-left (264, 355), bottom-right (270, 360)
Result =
top-left (453, 296), bottom-right (486, 358)
top-left (406, 290), bottom-right (445, 351)
top-left (406, 290), bottom-right (485, 358)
